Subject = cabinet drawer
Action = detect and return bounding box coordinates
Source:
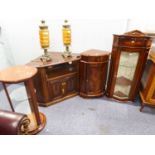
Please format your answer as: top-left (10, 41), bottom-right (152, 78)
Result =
top-left (118, 37), bottom-right (147, 47)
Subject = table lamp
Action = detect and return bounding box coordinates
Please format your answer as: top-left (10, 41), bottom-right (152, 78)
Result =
top-left (62, 20), bottom-right (72, 58)
top-left (39, 20), bottom-right (52, 62)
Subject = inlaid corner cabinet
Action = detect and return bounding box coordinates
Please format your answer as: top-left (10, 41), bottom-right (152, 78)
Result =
top-left (106, 30), bottom-right (152, 102)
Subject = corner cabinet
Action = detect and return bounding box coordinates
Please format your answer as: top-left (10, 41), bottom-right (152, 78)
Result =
top-left (27, 52), bottom-right (80, 106)
top-left (106, 30), bottom-right (152, 102)
top-left (79, 49), bottom-right (109, 97)
top-left (140, 51), bottom-right (155, 111)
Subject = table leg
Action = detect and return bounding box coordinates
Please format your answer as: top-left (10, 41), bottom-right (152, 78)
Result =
top-left (2, 83), bottom-right (15, 112)
top-left (24, 79), bottom-right (41, 125)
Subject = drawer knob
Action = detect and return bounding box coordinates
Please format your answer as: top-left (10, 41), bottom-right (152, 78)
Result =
top-left (62, 82), bottom-right (66, 86)
top-left (131, 40), bottom-right (135, 44)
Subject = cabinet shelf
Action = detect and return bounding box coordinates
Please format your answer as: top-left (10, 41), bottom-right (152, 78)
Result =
top-left (115, 76), bottom-right (132, 86)
top-left (47, 71), bottom-right (77, 81)
top-left (46, 63), bottom-right (78, 80)
top-left (119, 64), bottom-right (136, 68)
top-left (114, 91), bottom-right (128, 98)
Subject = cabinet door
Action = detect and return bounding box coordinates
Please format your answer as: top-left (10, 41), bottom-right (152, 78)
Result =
top-left (79, 61), bottom-right (87, 93)
top-left (113, 51), bottom-right (139, 99)
top-left (63, 75), bottom-right (78, 95)
top-left (48, 80), bottom-right (63, 100)
top-left (86, 63), bottom-right (106, 95)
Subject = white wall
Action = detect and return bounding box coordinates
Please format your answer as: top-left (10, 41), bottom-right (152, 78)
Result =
top-left (0, 23), bottom-right (15, 69)
top-left (126, 19), bottom-right (155, 32)
top-left (3, 19), bottom-right (155, 65)
top-left (2, 19), bottom-right (128, 64)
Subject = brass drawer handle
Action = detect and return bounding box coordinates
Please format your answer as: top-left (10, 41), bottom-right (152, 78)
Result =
top-left (61, 82), bottom-right (66, 94)
top-left (62, 82), bottom-right (66, 86)
top-left (131, 40), bottom-right (135, 44)
top-left (62, 88), bottom-right (65, 94)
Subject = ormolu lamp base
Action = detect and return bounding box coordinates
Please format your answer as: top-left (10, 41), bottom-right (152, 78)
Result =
top-left (62, 46), bottom-right (72, 58)
top-left (40, 49), bottom-right (52, 62)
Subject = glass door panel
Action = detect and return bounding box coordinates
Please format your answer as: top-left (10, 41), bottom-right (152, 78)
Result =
top-left (141, 60), bottom-right (152, 88)
top-left (113, 51), bottom-right (139, 99)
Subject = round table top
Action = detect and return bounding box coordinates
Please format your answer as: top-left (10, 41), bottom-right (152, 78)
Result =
top-left (0, 65), bottom-right (37, 83)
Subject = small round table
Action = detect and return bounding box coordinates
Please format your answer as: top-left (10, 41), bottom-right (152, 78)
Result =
top-left (0, 65), bottom-right (46, 134)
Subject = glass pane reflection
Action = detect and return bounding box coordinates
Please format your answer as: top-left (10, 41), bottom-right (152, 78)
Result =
top-left (113, 52), bottom-right (139, 99)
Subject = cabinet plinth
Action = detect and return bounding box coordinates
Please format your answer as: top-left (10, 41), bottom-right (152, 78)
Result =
top-left (79, 49), bottom-right (110, 98)
top-left (107, 30), bottom-right (152, 102)
top-left (27, 52), bottom-right (80, 106)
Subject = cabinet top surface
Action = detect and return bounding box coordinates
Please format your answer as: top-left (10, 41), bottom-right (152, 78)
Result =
top-left (27, 52), bottom-right (80, 68)
top-left (114, 30), bottom-right (152, 39)
top-left (81, 49), bottom-right (110, 57)
top-left (0, 65), bottom-right (37, 83)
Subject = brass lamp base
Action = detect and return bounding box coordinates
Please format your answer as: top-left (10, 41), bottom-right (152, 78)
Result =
top-left (40, 49), bottom-right (52, 62)
top-left (62, 46), bottom-right (72, 58)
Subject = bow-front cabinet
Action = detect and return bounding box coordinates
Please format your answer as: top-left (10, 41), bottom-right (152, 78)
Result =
top-left (106, 30), bottom-right (152, 102)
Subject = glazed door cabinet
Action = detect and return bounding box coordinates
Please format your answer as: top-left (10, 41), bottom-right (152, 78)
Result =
top-left (140, 51), bottom-right (155, 111)
top-left (107, 30), bottom-right (152, 102)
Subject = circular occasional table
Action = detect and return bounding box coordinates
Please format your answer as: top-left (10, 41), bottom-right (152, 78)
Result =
top-left (0, 65), bottom-right (46, 134)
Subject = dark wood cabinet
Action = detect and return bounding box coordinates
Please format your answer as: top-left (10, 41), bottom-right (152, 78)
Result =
top-left (47, 74), bottom-right (78, 100)
top-left (27, 52), bottom-right (80, 106)
top-left (107, 30), bottom-right (152, 102)
top-left (79, 49), bottom-right (109, 97)
top-left (140, 51), bottom-right (155, 111)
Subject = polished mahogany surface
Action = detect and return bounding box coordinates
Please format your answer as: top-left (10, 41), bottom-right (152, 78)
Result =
top-left (0, 65), bottom-right (37, 83)
top-left (81, 49), bottom-right (109, 62)
top-left (27, 51), bottom-right (80, 68)
top-left (80, 49), bottom-right (110, 98)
